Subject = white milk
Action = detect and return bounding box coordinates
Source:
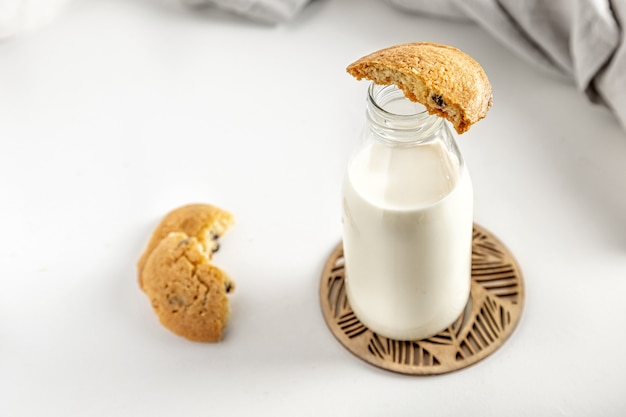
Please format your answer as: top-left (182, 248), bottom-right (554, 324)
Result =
top-left (342, 130), bottom-right (473, 341)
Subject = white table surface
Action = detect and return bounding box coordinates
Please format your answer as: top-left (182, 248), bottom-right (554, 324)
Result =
top-left (2, 0), bottom-right (626, 415)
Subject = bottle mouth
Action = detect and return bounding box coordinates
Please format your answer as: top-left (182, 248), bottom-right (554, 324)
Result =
top-left (368, 83), bottom-right (429, 118)
top-left (366, 83), bottom-right (442, 141)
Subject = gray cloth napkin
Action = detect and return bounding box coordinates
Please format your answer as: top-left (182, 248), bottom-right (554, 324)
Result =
top-left (183, 0), bottom-right (309, 24)
top-left (210, 0), bottom-right (625, 131)
top-left (385, 0), bottom-right (626, 131)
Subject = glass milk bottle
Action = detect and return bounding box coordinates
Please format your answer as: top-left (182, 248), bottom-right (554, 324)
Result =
top-left (342, 83), bottom-right (473, 341)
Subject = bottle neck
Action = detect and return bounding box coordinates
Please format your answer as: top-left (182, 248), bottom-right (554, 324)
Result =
top-left (366, 83), bottom-right (445, 146)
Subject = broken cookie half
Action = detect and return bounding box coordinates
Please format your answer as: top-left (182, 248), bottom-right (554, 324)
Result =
top-left (346, 42), bottom-right (493, 134)
top-left (137, 204), bottom-right (235, 342)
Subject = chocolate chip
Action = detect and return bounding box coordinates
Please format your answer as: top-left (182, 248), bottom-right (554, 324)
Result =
top-left (212, 243), bottom-right (220, 254)
top-left (225, 281), bottom-right (232, 293)
top-left (432, 94), bottom-right (445, 107)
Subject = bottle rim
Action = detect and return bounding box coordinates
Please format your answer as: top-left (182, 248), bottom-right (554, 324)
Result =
top-left (366, 83), bottom-right (445, 143)
top-left (367, 83), bottom-right (431, 119)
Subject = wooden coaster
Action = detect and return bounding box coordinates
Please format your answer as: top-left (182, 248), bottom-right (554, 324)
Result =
top-left (319, 224), bottom-right (524, 375)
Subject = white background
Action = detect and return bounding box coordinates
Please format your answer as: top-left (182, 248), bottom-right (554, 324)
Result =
top-left (1, 0), bottom-right (626, 415)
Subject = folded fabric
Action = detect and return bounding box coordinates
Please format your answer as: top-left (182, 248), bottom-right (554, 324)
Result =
top-left (385, 0), bottom-right (626, 131)
top-left (0, 0), bottom-right (307, 36)
top-left (202, 0), bottom-right (626, 131)
top-left (183, 0), bottom-right (309, 24)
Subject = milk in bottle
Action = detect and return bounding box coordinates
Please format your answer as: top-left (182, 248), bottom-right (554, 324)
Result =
top-left (342, 83), bottom-right (473, 341)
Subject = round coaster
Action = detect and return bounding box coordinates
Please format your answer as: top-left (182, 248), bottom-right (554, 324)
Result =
top-left (320, 224), bottom-right (524, 375)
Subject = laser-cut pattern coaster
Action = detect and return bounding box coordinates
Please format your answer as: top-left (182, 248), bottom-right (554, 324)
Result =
top-left (320, 224), bottom-right (524, 375)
